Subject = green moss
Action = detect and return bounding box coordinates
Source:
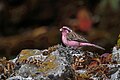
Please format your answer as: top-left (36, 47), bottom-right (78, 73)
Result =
top-left (117, 34), bottom-right (120, 47)
top-left (37, 55), bottom-right (58, 73)
top-left (18, 50), bottom-right (35, 62)
top-left (37, 62), bottom-right (57, 73)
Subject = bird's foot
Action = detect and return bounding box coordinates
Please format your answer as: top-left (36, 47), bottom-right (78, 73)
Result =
top-left (69, 46), bottom-right (81, 50)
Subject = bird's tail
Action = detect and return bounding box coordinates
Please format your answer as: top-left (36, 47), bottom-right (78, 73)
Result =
top-left (79, 42), bottom-right (105, 50)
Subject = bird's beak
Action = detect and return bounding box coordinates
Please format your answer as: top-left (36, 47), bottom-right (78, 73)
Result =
top-left (60, 28), bottom-right (62, 31)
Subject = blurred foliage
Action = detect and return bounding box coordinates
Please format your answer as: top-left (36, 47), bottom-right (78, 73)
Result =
top-left (0, 0), bottom-right (120, 58)
top-left (99, 0), bottom-right (120, 11)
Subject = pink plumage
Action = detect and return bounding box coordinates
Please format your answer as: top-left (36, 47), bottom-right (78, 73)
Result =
top-left (60, 26), bottom-right (105, 50)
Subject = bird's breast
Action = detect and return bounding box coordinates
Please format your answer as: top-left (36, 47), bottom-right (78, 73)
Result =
top-left (62, 33), bottom-right (80, 47)
top-left (62, 35), bottom-right (68, 44)
top-left (67, 41), bottom-right (80, 47)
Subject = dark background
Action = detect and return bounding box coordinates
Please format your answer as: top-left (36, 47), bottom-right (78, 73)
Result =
top-left (0, 0), bottom-right (120, 59)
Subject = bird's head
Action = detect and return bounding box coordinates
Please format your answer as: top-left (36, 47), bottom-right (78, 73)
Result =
top-left (60, 26), bottom-right (72, 33)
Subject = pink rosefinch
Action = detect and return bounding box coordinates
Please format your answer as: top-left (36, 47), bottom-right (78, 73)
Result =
top-left (60, 26), bottom-right (105, 50)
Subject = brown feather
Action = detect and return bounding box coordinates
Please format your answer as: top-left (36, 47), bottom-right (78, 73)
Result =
top-left (67, 31), bottom-right (88, 42)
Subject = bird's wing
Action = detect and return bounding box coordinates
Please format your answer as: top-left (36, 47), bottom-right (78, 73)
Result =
top-left (67, 31), bottom-right (88, 42)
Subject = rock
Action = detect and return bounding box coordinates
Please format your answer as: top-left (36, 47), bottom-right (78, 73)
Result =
top-left (112, 46), bottom-right (120, 63)
top-left (0, 44), bottom-right (120, 80)
top-left (5, 45), bottom-right (75, 80)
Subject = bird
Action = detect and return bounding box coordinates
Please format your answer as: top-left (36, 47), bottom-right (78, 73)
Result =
top-left (60, 26), bottom-right (105, 50)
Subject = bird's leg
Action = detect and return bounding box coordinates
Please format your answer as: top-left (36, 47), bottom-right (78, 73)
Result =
top-left (68, 46), bottom-right (75, 50)
top-left (71, 46), bottom-right (80, 51)
top-left (67, 46), bottom-right (75, 50)
top-left (77, 47), bottom-right (82, 50)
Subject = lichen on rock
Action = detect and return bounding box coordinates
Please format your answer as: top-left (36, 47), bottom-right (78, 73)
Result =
top-left (5, 44), bottom-right (75, 80)
top-left (1, 37), bottom-right (120, 80)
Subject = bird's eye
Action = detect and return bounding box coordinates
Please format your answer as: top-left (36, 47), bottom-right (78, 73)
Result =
top-left (62, 28), bottom-right (66, 31)
top-left (68, 30), bottom-right (71, 32)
